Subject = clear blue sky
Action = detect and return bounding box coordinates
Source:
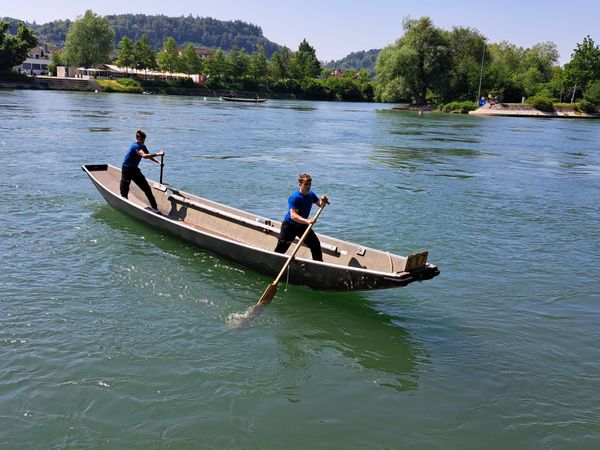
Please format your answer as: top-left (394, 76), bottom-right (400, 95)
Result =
top-left (3, 0), bottom-right (598, 65)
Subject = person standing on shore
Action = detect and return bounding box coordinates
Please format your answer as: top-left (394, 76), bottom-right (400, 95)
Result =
top-left (120, 129), bottom-right (164, 213)
top-left (274, 173), bottom-right (329, 261)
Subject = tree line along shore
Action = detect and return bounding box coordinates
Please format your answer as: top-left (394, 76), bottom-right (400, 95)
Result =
top-left (1, 12), bottom-right (599, 115)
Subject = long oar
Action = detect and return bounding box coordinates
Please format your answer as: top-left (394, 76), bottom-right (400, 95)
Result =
top-left (159, 153), bottom-right (165, 185)
top-left (257, 201), bottom-right (327, 307)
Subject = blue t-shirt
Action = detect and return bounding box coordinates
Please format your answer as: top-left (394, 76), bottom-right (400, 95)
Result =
top-left (122, 142), bottom-right (148, 167)
top-left (283, 190), bottom-right (319, 225)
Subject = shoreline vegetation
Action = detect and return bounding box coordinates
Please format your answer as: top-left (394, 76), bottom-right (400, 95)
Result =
top-left (1, 75), bottom-right (598, 119)
top-left (2, 13), bottom-right (599, 115)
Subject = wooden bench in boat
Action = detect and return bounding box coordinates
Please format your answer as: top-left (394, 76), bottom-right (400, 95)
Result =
top-left (166, 192), bottom-right (340, 255)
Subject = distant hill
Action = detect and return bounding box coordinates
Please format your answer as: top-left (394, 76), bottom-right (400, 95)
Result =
top-left (1, 14), bottom-right (282, 57)
top-left (324, 49), bottom-right (380, 78)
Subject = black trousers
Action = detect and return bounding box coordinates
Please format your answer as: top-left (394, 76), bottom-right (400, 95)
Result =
top-left (274, 221), bottom-right (323, 261)
top-left (120, 165), bottom-right (158, 209)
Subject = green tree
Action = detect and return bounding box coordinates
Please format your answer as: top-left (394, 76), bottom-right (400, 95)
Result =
top-left (204, 48), bottom-right (227, 82)
top-left (519, 42), bottom-right (558, 97)
top-left (133, 34), bottom-right (156, 71)
top-left (157, 36), bottom-right (181, 73)
top-left (484, 41), bottom-right (559, 101)
top-left (442, 27), bottom-right (487, 102)
top-left (116, 35), bottom-right (135, 71)
top-left (226, 44), bottom-right (250, 81)
top-left (270, 47), bottom-right (291, 80)
top-left (485, 41), bottom-right (526, 102)
top-left (563, 36), bottom-right (600, 93)
top-left (62, 10), bottom-right (115, 67)
top-left (0, 21), bottom-right (38, 73)
top-left (375, 17), bottom-right (451, 104)
top-left (584, 79), bottom-right (600, 105)
top-left (249, 45), bottom-right (269, 83)
top-left (180, 44), bottom-right (203, 74)
top-left (289, 39), bottom-right (321, 80)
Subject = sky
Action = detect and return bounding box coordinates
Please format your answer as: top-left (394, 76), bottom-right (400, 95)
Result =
top-left (3, 0), bottom-right (599, 65)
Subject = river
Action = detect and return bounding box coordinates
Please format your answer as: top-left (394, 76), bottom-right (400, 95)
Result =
top-left (1, 89), bottom-right (599, 449)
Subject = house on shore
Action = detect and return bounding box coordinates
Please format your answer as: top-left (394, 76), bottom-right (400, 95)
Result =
top-left (16, 44), bottom-right (52, 75)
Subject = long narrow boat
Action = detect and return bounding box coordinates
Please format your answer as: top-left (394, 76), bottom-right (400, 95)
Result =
top-left (82, 164), bottom-right (439, 291)
top-left (220, 96), bottom-right (267, 103)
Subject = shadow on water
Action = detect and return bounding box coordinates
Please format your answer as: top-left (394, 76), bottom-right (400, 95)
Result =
top-left (273, 290), bottom-right (426, 392)
top-left (264, 104), bottom-right (318, 112)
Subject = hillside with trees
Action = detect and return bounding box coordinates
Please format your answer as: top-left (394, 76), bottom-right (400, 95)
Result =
top-left (1, 14), bottom-right (281, 56)
top-left (324, 49), bottom-right (380, 78)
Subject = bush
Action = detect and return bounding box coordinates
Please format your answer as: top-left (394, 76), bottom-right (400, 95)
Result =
top-left (300, 79), bottom-right (330, 100)
top-left (525, 95), bottom-right (554, 112)
top-left (577, 99), bottom-right (598, 114)
top-left (437, 101), bottom-right (478, 114)
top-left (96, 79), bottom-right (143, 93)
top-left (584, 80), bottom-right (600, 105)
top-left (0, 70), bottom-right (31, 82)
top-left (117, 77), bottom-right (141, 88)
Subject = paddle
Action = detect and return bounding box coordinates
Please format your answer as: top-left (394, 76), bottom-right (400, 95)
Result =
top-left (152, 153), bottom-right (168, 192)
top-left (159, 153), bottom-right (165, 184)
top-left (257, 200), bottom-right (328, 307)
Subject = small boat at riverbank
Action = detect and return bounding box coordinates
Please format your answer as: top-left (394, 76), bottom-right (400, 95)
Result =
top-left (82, 164), bottom-right (439, 291)
top-left (220, 96), bottom-right (267, 103)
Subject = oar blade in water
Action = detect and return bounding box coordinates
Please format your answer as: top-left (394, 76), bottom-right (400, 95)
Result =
top-left (258, 283), bottom-right (277, 306)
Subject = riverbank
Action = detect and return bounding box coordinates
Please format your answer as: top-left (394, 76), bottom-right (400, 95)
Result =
top-left (0, 76), bottom-right (275, 99)
top-left (469, 102), bottom-right (600, 118)
top-left (0, 75), bottom-right (367, 101)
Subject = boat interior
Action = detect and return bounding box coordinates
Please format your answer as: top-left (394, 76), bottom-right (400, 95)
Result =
top-left (85, 164), bottom-right (429, 274)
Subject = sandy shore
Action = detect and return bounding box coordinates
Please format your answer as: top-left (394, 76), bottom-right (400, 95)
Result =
top-left (469, 103), bottom-right (599, 118)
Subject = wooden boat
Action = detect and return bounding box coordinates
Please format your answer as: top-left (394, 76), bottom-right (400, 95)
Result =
top-left (220, 96), bottom-right (267, 103)
top-left (82, 164), bottom-right (439, 291)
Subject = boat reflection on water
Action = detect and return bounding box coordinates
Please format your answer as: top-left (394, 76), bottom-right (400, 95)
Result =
top-left (274, 291), bottom-right (426, 393)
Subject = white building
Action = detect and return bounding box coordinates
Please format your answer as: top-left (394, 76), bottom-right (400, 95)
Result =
top-left (16, 44), bottom-right (52, 75)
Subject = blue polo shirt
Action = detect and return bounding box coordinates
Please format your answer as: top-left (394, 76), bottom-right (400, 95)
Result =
top-left (122, 142), bottom-right (148, 168)
top-left (283, 190), bottom-right (319, 225)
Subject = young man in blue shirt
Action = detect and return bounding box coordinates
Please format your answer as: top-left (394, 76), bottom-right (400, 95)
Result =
top-left (274, 173), bottom-right (329, 261)
top-left (120, 129), bottom-right (164, 212)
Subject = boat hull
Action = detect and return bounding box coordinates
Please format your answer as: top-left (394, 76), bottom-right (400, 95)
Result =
top-left (83, 164), bottom-right (439, 291)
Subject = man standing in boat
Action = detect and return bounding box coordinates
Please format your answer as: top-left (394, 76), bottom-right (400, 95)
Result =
top-left (274, 173), bottom-right (329, 261)
top-left (120, 129), bottom-right (164, 213)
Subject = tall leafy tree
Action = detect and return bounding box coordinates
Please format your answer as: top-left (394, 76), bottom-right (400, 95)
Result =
top-left (270, 47), bottom-right (291, 80)
top-left (441, 27), bottom-right (487, 102)
top-left (484, 41), bottom-right (560, 101)
top-left (562, 36), bottom-right (600, 92)
top-left (289, 39), bottom-right (321, 80)
top-left (62, 10), bottom-right (115, 67)
top-left (180, 43), bottom-right (203, 74)
top-left (204, 48), bottom-right (227, 82)
top-left (133, 34), bottom-right (156, 71)
top-left (375, 17), bottom-right (451, 104)
top-left (0, 21), bottom-right (38, 72)
top-left (157, 36), bottom-right (181, 73)
top-left (226, 44), bottom-right (250, 81)
top-left (249, 45), bottom-right (269, 82)
top-left (116, 35), bottom-right (135, 71)
top-left (484, 41), bottom-right (525, 101)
